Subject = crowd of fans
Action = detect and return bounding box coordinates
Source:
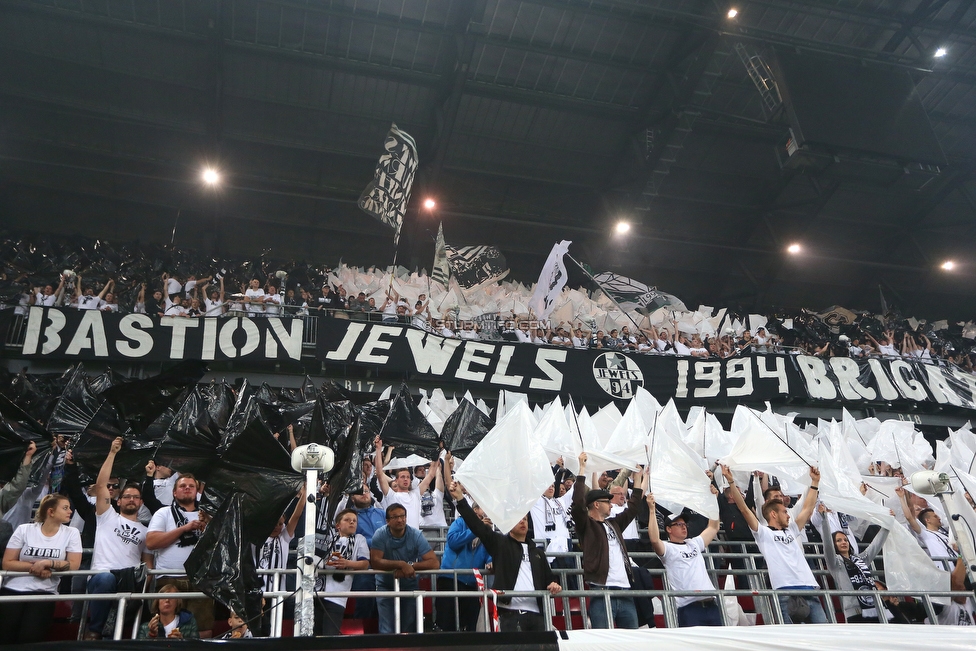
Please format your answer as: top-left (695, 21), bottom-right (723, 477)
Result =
top-left (1, 421), bottom-right (973, 642)
top-left (6, 267), bottom-right (975, 373)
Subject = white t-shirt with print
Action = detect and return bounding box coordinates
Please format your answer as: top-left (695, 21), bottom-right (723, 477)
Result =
top-left (245, 288), bottom-right (266, 314)
top-left (148, 506), bottom-right (200, 573)
top-left (382, 489), bottom-right (422, 530)
top-left (420, 488), bottom-right (447, 528)
top-left (5, 522), bottom-right (82, 593)
top-left (91, 510), bottom-right (148, 571)
top-left (77, 295), bottom-right (104, 310)
top-left (602, 522), bottom-right (630, 588)
top-left (320, 533), bottom-right (369, 607)
top-left (660, 536), bottom-right (715, 607)
top-left (505, 542), bottom-right (540, 613)
top-left (751, 522), bottom-right (817, 589)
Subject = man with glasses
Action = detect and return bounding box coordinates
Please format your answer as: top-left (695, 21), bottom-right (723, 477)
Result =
top-left (369, 503), bottom-right (440, 633)
top-left (647, 491), bottom-right (723, 627)
top-left (571, 453), bottom-right (645, 629)
top-left (84, 438), bottom-right (153, 639)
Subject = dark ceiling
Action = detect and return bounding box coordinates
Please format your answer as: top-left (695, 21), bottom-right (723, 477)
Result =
top-left (2, 0), bottom-right (976, 318)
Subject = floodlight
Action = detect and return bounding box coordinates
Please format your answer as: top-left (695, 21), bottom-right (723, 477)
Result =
top-left (291, 443), bottom-right (335, 473)
top-left (615, 221), bottom-right (631, 234)
top-left (727, 8), bottom-right (738, 18)
top-left (942, 260), bottom-right (955, 271)
top-left (787, 243), bottom-right (801, 254)
top-left (935, 47), bottom-right (947, 58)
top-left (423, 198), bottom-right (436, 210)
top-left (911, 470), bottom-right (951, 495)
top-left (201, 168), bottom-right (221, 185)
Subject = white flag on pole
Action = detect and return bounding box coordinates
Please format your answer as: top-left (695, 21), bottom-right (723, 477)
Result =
top-left (528, 241), bottom-right (572, 320)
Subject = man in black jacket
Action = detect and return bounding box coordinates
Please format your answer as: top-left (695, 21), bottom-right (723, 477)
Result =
top-left (448, 481), bottom-right (562, 632)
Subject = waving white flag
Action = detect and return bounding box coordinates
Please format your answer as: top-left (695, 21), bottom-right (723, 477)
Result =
top-left (528, 241), bottom-right (572, 320)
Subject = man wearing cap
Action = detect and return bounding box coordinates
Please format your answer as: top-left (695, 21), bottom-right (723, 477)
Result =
top-left (647, 490), bottom-right (722, 626)
top-left (571, 452), bottom-right (645, 629)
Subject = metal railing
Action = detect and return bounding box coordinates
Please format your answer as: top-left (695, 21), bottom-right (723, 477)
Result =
top-left (1, 545), bottom-right (971, 639)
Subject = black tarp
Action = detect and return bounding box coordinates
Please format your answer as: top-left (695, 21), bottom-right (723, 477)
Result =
top-left (377, 384), bottom-right (440, 458)
top-left (440, 400), bottom-right (493, 459)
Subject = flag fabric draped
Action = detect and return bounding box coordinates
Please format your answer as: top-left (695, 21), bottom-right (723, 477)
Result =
top-left (431, 222), bottom-right (450, 287)
top-left (446, 244), bottom-right (509, 289)
top-left (528, 240), bottom-right (572, 320)
top-left (590, 270), bottom-right (687, 313)
top-left (358, 123), bottom-right (418, 246)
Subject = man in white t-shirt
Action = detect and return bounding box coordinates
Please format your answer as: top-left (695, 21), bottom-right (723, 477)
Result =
top-left (723, 464), bottom-right (827, 624)
top-left (263, 283), bottom-right (283, 316)
top-left (609, 485), bottom-right (640, 543)
top-left (373, 436), bottom-right (436, 529)
top-left (244, 279), bottom-right (266, 316)
top-left (33, 277), bottom-right (66, 307)
top-left (202, 277), bottom-right (225, 316)
top-left (85, 438), bottom-right (153, 640)
top-left (917, 508), bottom-right (958, 569)
top-left (146, 473), bottom-right (213, 636)
top-left (648, 490), bottom-right (722, 626)
top-left (75, 277), bottom-right (112, 310)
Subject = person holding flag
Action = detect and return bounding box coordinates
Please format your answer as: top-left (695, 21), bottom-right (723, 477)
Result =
top-left (447, 480), bottom-right (562, 632)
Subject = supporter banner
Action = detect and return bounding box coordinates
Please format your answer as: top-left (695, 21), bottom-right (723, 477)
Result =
top-left (316, 320), bottom-right (976, 410)
top-left (357, 122), bottom-right (418, 246)
top-left (18, 307), bottom-right (304, 362)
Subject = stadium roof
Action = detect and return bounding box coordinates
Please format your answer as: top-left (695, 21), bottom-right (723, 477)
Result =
top-left (2, 0), bottom-right (976, 318)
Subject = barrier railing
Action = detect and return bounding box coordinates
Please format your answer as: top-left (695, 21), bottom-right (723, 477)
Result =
top-left (2, 554), bottom-right (970, 638)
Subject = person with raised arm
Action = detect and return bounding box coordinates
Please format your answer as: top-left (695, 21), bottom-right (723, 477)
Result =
top-left (447, 480), bottom-right (561, 632)
top-left (647, 485), bottom-right (723, 627)
top-left (722, 464), bottom-right (827, 624)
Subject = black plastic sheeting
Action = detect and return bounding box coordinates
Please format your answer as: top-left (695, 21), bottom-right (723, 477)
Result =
top-left (440, 400), bottom-right (493, 459)
top-left (46, 365), bottom-right (109, 438)
top-left (0, 392), bottom-right (52, 483)
top-left (184, 492), bottom-right (264, 626)
top-left (204, 389), bottom-right (304, 544)
top-left (71, 361), bottom-right (207, 478)
top-left (150, 388), bottom-right (222, 479)
top-left (378, 384), bottom-right (440, 458)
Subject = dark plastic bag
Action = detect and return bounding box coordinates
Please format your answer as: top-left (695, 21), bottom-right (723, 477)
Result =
top-left (377, 384), bottom-right (440, 458)
top-left (440, 399), bottom-right (493, 459)
top-left (185, 493), bottom-right (264, 626)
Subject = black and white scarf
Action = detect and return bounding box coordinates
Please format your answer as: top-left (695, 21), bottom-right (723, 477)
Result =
top-left (171, 501), bottom-right (202, 548)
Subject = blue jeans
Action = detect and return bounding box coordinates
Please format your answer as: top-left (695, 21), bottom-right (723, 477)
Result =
top-left (588, 592), bottom-right (639, 629)
top-left (777, 586), bottom-right (828, 624)
top-left (86, 572), bottom-right (118, 635)
top-left (677, 599), bottom-right (723, 627)
top-left (376, 578), bottom-right (418, 633)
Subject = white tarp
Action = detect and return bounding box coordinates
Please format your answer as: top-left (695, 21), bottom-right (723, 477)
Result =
top-left (536, 398), bottom-right (582, 475)
top-left (385, 454), bottom-right (431, 470)
top-left (603, 398), bottom-right (651, 464)
top-left (556, 625), bottom-right (976, 651)
top-left (722, 406), bottom-right (812, 493)
top-left (647, 401), bottom-right (718, 519)
top-left (816, 433), bottom-right (948, 595)
top-left (454, 401), bottom-right (554, 534)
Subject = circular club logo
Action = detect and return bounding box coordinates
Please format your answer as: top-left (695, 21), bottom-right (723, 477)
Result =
top-left (592, 353), bottom-right (644, 399)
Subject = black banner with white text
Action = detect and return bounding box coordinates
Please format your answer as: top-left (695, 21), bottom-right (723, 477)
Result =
top-left (17, 307), bottom-right (304, 362)
top-left (315, 320), bottom-right (976, 410)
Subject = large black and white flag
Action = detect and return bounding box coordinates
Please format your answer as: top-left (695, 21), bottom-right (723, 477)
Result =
top-left (431, 222), bottom-right (450, 287)
top-left (446, 244), bottom-right (509, 289)
top-left (591, 270), bottom-right (687, 313)
top-left (357, 123), bottom-right (418, 245)
top-left (528, 240), bottom-right (571, 320)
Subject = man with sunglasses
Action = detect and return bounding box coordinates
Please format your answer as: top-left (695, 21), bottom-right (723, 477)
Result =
top-left (84, 438), bottom-right (154, 639)
top-left (571, 452), bottom-right (646, 629)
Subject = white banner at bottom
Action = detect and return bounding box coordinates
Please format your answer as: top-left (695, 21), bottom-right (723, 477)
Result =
top-left (557, 624), bottom-right (975, 651)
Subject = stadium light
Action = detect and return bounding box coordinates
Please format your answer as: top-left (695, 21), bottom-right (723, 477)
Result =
top-left (942, 260), bottom-right (955, 271)
top-left (787, 243), bottom-right (801, 254)
top-left (423, 198), bottom-right (436, 210)
top-left (934, 47), bottom-right (948, 58)
top-left (201, 168), bottom-right (221, 186)
top-left (615, 221), bottom-right (631, 235)
top-left (727, 8), bottom-right (738, 18)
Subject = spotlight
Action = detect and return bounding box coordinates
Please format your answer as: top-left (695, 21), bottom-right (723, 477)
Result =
top-left (727, 8), bottom-right (738, 18)
top-left (942, 260), bottom-right (955, 271)
top-left (787, 243), bottom-right (801, 254)
top-left (934, 47), bottom-right (947, 58)
top-left (201, 168), bottom-right (221, 185)
top-left (615, 221), bottom-right (631, 235)
top-left (423, 198), bottom-right (436, 210)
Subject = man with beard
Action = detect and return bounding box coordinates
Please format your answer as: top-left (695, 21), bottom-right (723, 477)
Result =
top-left (84, 438), bottom-right (153, 640)
top-left (146, 473), bottom-right (212, 636)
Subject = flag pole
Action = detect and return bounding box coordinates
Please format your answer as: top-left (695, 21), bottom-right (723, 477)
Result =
top-left (565, 253), bottom-right (645, 334)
